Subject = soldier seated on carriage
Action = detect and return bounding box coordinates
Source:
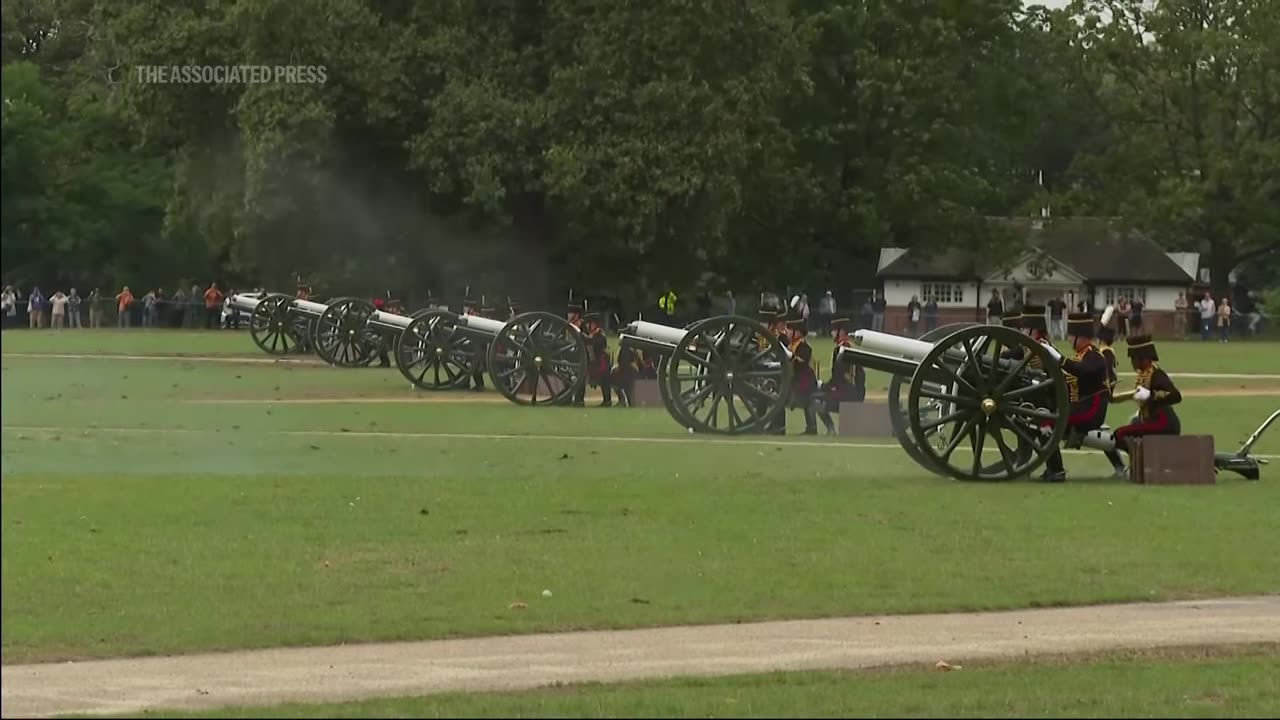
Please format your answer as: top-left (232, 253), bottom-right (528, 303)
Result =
top-left (812, 316), bottom-right (866, 434)
top-left (1112, 334), bottom-right (1182, 452)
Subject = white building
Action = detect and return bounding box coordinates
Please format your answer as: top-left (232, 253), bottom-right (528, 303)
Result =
top-left (876, 217), bottom-right (1198, 337)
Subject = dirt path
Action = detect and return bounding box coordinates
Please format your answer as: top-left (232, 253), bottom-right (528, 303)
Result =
top-left (3, 596), bottom-right (1278, 718)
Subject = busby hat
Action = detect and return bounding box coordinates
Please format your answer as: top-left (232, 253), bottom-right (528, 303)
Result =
top-left (1097, 325), bottom-right (1116, 345)
top-left (1066, 311), bottom-right (1095, 337)
top-left (1021, 304), bottom-right (1047, 333)
top-left (462, 286), bottom-right (478, 308)
top-left (757, 307), bottom-right (778, 321)
top-left (1001, 310), bottom-right (1022, 328)
top-left (567, 289), bottom-right (583, 313)
top-left (830, 316), bottom-right (850, 329)
top-left (479, 294), bottom-right (495, 315)
top-left (1126, 334), bottom-right (1159, 363)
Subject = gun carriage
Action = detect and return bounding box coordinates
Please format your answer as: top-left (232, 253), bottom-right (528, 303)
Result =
top-left (849, 324), bottom-right (1274, 482)
top-left (618, 315), bottom-right (793, 435)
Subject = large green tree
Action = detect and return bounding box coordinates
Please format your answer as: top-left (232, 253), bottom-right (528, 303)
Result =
top-left (1060, 0), bottom-right (1280, 296)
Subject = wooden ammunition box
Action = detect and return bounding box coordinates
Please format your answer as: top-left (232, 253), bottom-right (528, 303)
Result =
top-left (1129, 435), bottom-right (1216, 485)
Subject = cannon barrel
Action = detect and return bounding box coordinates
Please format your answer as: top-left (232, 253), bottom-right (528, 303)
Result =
top-left (292, 298), bottom-right (330, 316)
top-left (846, 329), bottom-right (1046, 379)
top-left (228, 293), bottom-right (264, 314)
top-left (368, 309), bottom-right (412, 331)
top-left (456, 314), bottom-right (509, 339)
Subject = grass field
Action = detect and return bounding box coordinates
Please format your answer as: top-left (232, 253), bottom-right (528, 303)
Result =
top-left (123, 645), bottom-right (1280, 719)
top-left (3, 328), bottom-right (1278, 716)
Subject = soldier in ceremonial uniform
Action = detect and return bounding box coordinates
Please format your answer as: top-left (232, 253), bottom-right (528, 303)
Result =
top-left (784, 313), bottom-right (820, 435)
top-left (369, 295), bottom-right (393, 367)
top-left (757, 308), bottom-right (788, 434)
top-left (812, 316), bottom-right (866, 434)
top-left (1037, 311), bottom-right (1110, 482)
top-left (610, 341), bottom-right (638, 407)
top-left (1112, 334), bottom-right (1182, 451)
top-left (1095, 318), bottom-right (1128, 476)
top-left (573, 308), bottom-right (613, 407)
top-left (461, 289), bottom-right (486, 391)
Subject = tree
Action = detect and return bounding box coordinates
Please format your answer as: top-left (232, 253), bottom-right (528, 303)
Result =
top-left (1060, 0), bottom-right (1280, 297)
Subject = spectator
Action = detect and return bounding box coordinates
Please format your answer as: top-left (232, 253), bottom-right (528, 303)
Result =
top-left (1129, 296), bottom-right (1144, 333)
top-left (859, 297), bottom-right (873, 331)
top-left (986, 289), bottom-right (1003, 323)
top-left (798, 293), bottom-right (810, 328)
top-left (724, 290), bottom-right (736, 317)
top-left (817, 291), bottom-right (836, 335)
top-left (925, 296), bottom-right (938, 333)
top-left (906, 294), bottom-right (922, 337)
top-left (204, 282), bottom-right (224, 329)
top-left (88, 288), bottom-right (103, 328)
top-left (1174, 292), bottom-right (1188, 337)
top-left (1115, 296), bottom-right (1131, 340)
top-left (68, 288), bottom-right (82, 328)
top-left (170, 287), bottom-right (187, 328)
top-left (1047, 296), bottom-right (1067, 340)
top-left (50, 290), bottom-right (68, 329)
top-left (116, 286), bottom-right (135, 327)
top-left (1243, 292), bottom-right (1262, 337)
top-left (28, 286), bottom-right (47, 328)
top-left (188, 283), bottom-right (202, 327)
top-left (142, 289), bottom-right (157, 327)
top-left (1217, 297), bottom-right (1232, 342)
top-left (1, 285), bottom-right (15, 328)
top-left (871, 292), bottom-right (887, 332)
top-left (1198, 292), bottom-right (1215, 340)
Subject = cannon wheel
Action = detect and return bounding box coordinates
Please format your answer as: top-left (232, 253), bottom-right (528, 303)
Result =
top-left (664, 315), bottom-right (791, 435)
top-left (907, 325), bottom-right (1068, 481)
top-left (486, 311), bottom-right (587, 406)
top-left (395, 309), bottom-right (477, 391)
top-left (655, 320), bottom-right (710, 426)
top-left (887, 322), bottom-right (978, 476)
top-left (313, 297), bottom-right (381, 368)
top-left (249, 293), bottom-right (308, 355)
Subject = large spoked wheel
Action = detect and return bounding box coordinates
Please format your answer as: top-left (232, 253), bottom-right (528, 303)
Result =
top-left (888, 322), bottom-right (978, 476)
top-left (313, 297), bottom-right (380, 368)
top-left (395, 310), bottom-right (477, 390)
top-left (249, 293), bottom-right (306, 355)
top-left (664, 315), bottom-right (792, 435)
top-left (486, 311), bottom-right (587, 406)
top-left (907, 325), bottom-right (1068, 481)
top-left (655, 321), bottom-right (710, 425)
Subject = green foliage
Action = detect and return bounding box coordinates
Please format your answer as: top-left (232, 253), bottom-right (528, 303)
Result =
top-left (2, 0), bottom-right (1274, 302)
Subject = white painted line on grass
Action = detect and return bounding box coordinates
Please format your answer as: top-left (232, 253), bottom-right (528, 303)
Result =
top-left (2, 352), bottom-right (321, 365)
top-left (4, 425), bottom-right (1275, 459)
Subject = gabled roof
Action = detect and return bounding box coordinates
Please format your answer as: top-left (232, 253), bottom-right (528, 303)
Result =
top-left (877, 217), bottom-right (1196, 284)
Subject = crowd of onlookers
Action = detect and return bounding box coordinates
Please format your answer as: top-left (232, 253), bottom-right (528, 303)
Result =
top-left (0, 283), bottom-right (256, 331)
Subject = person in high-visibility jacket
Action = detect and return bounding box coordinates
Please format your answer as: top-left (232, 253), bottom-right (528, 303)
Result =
top-left (658, 291), bottom-right (677, 319)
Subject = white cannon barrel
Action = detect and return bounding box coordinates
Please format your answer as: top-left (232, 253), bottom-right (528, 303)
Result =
top-left (369, 310), bottom-right (412, 330)
top-left (458, 314), bottom-right (507, 335)
top-left (228, 293), bottom-right (263, 314)
top-left (628, 321), bottom-right (689, 346)
top-left (852, 330), bottom-right (935, 359)
top-left (293, 298), bottom-right (330, 315)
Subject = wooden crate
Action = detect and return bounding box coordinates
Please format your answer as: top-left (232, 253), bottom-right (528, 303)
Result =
top-left (630, 379), bottom-right (664, 408)
top-left (837, 401), bottom-right (896, 438)
top-left (1129, 435), bottom-right (1216, 485)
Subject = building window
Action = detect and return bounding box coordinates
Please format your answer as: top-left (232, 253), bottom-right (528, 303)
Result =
top-left (920, 283), bottom-right (964, 304)
top-left (1104, 287), bottom-right (1147, 306)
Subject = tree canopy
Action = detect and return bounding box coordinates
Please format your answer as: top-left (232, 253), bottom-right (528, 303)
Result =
top-left (2, 0), bottom-right (1276, 304)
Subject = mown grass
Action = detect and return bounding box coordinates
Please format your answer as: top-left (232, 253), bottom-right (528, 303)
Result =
top-left (110, 645), bottom-right (1280, 719)
top-left (4, 339), bottom-right (1279, 664)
